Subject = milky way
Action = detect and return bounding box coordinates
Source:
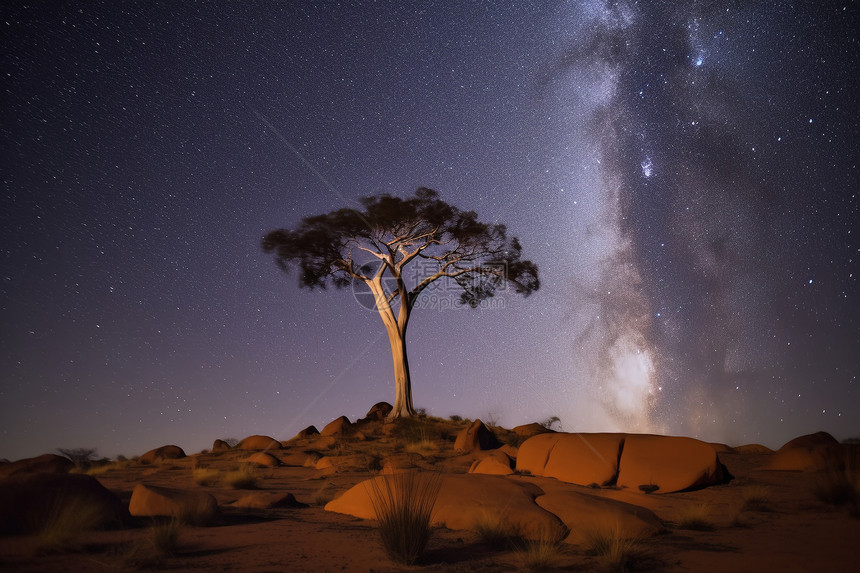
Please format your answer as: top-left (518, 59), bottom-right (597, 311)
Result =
top-left (552, 1), bottom-right (858, 440)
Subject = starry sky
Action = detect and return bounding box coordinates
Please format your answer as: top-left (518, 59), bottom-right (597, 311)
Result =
top-left (2, 1), bottom-right (857, 461)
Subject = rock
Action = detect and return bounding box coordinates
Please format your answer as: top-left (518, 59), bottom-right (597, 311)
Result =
top-left (454, 419), bottom-right (500, 453)
top-left (231, 492), bottom-right (300, 509)
top-left (326, 473), bottom-right (565, 541)
top-left (735, 443), bottom-right (774, 454)
top-left (290, 425), bottom-right (320, 440)
top-left (314, 456), bottom-right (334, 470)
top-left (709, 443), bottom-right (736, 453)
top-left (0, 473), bottom-right (125, 534)
top-left (362, 402), bottom-right (393, 422)
top-left (498, 444), bottom-right (519, 460)
top-left (766, 431), bottom-right (845, 471)
top-left (535, 489), bottom-right (663, 543)
top-left (310, 436), bottom-right (337, 450)
top-left (243, 452), bottom-right (281, 468)
top-left (321, 416), bottom-right (353, 436)
top-left (212, 439), bottom-right (232, 452)
top-left (237, 435), bottom-right (283, 451)
top-left (468, 451), bottom-right (515, 476)
top-left (139, 445), bottom-right (186, 465)
top-left (516, 433), bottom-right (564, 476)
top-left (129, 483), bottom-right (217, 522)
top-left (0, 454), bottom-right (74, 479)
top-left (513, 423), bottom-right (554, 437)
top-left (542, 433), bottom-right (625, 487)
top-left (616, 435), bottom-right (730, 493)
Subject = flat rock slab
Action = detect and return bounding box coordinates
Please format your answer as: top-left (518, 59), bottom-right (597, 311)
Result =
top-left (326, 473), bottom-right (564, 540)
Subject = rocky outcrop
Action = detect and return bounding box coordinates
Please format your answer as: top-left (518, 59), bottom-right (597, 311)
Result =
top-left (0, 473), bottom-right (124, 534)
top-left (362, 402), bottom-right (393, 422)
top-left (237, 435), bottom-right (283, 451)
top-left (129, 483), bottom-right (217, 521)
top-left (212, 439), bottom-right (233, 452)
top-left (321, 416), bottom-right (353, 436)
top-left (243, 452), bottom-right (281, 468)
top-left (517, 432), bottom-right (730, 493)
top-left (453, 420), bottom-right (500, 453)
top-left (512, 423), bottom-right (554, 437)
top-left (766, 431), bottom-right (845, 471)
top-left (0, 454), bottom-right (74, 479)
top-left (290, 425), bottom-right (320, 440)
top-left (139, 445), bottom-right (186, 465)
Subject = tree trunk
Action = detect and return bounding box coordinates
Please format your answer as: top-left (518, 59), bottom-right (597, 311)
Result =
top-left (386, 326), bottom-right (416, 419)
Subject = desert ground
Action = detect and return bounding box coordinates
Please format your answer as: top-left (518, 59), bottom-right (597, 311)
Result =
top-left (1, 403), bottom-right (858, 572)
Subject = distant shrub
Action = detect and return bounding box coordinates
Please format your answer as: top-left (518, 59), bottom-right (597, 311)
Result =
top-left (812, 463), bottom-right (860, 518)
top-left (367, 471), bottom-right (442, 565)
top-left (676, 503), bottom-right (715, 531)
top-left (449, 414), bottom-right (463, 422)
top-left (56, 447), bottom-right (99, 469)
top-left (192, 469), bottom-right (221, 487)
top-left (222, 465), bottom-right (258, 489)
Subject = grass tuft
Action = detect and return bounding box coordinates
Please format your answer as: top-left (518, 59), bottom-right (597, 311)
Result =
top-left (473, 511), bottom-right (523, 550)
top-left (367, 470), bottom-right (442, 565)
top-left (582, 523), bottom-right (644, 573)
top-left (221, 465), bottom-right (259, 489)
top-left (34, 496), bottom-right (107, 554)
top-left (676, 503), bottom-right (715, 531)
top-left (812, 464), bottom-right (860, 517)
top-left (741, 485), bottom-right (771, 511)
top-left (514, 526), bottom-right (567, 572)
top-left (149, 518), bottom-right (182, 556)
top-left (192, 468), bottom-right (222, 487)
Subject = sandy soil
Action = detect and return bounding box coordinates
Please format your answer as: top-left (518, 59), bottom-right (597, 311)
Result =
top-left (1, 420), bottom-right (858, 572)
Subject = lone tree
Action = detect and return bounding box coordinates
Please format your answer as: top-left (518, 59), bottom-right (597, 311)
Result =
top-left (262, 188), bottom-right (539, 419)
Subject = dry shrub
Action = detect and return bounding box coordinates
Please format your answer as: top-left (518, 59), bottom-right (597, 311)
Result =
top-left (676, 503), bottom-right (715, 531)
top-left (473, 511), bottom-right (523, 550)
top-left (514, 526), bottom-right (567, 572)
top-left (34, 496), bottom-right (107, 554)
top-left (741, 485), bottom-right (771, 511)
top-left (192, 468), bottom-right (221, 487)
top-left (149, 518), bottom-right (182, 556)
top-left (812, 463), bottom-right (860, 517)
top-left (367, 471), bottom-right (442, 565)
top-left (582, 523), bottom-right (644, 573)
top-left (222, 465), bottom-right (258, 489)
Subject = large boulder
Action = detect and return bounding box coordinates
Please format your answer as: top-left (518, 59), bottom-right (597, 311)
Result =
top-left (535, 489), bottom-right (663, 543)
top-left (139, 445), bottom-right (186, 465)
top-left (243, 452), bottom-right (281, 468)
top-left (289, 425), bottom-right (320, 440)
top-left (326, 473), bottom-right (565, 540)
top-left (129, 484), bottom-right (217, 522)
top-left (735, 443), bottom-right (774, 454)
top-left (211, 439), bottom-right (232, 452)
top-left (468, 451), bottom-right (515, 476)
top-left (362, 402), bottom-right (393, 422)
top-left (516, 433), bottom-right (564, 476)
top-left (237, 435), bottom-right (282, 451)
top-left (0, 473), bottom-right (124, 534)
top-left (454, 419), bottom-right (500, 453)
top-left (231, 492), bottom-right (300, 509)
top-left (0, 454), bottom-right (74, 479)
top-left (321, 416), bottom-right (353, 436)
top-left (766, 431), bottom-right (845, 471)
top-left (542, 433), bottom-right (625, 487)
top-left (616, 435), bottom-right (729, 493)
top-left (513, 423), bottom-right (554, 437)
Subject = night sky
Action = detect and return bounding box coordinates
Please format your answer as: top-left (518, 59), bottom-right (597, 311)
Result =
top-left (2, 1), bottom-right (857, 461)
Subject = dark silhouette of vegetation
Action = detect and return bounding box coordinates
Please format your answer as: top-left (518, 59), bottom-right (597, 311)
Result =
top-left (56, 447), bottom-right (99, 469)
top-left (262, 188), bottom-right (539, 419)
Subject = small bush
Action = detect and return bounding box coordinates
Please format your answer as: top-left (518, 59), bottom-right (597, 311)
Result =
top-left (812, 466), bottom-right (860, 517)
top-left (367, 471), bottom-right (442, 565)
top-left (582, 523), bottom-right (644, 573)
top-left (676, 503), bottom-right (715, 531)
top-left (149, 518), bottom-right (182, 556)
top-left (449, 414), bottom-right (463, 422)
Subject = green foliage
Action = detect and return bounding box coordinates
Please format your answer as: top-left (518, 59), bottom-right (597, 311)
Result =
top-left (367, 471), bottom-right (442, 565)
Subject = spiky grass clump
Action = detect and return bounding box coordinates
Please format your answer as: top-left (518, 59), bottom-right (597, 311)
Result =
top-left (34, 496), bottom-right (107, 554)
top-left (676, 503), bottom-right (715, 531)
top-left (473, 511), bottom-right (522, 550)
top-left (582, 524), bottom-right (643, 573)
top-left (367, 471), bottom-right (442, 565)
top-left (222, 465), bottom-right (258, 489)
top-left (149, 518), bottom-right (182, 556)
top-left (741, 485), bottom-right (771, 511)
top-left (192, 468), bottom-right (221, 487)
top-left (515, 526), bottom-right (567, 572)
